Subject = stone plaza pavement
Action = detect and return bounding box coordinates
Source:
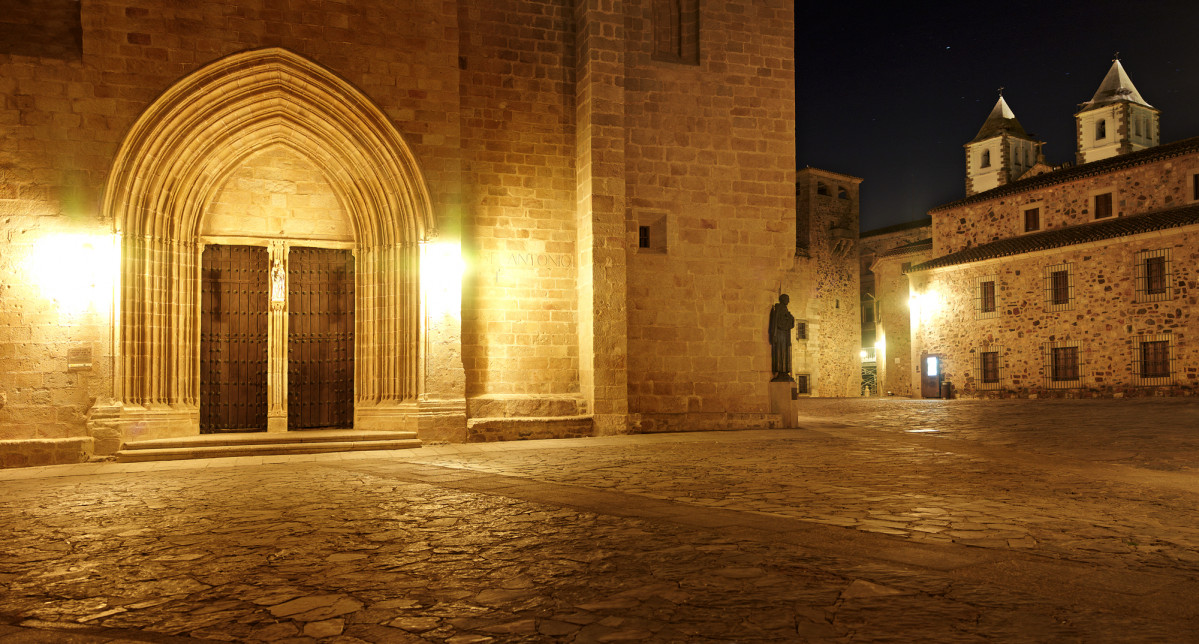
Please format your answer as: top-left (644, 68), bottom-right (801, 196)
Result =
top-left (2, 398), bottom-right (1199, 643)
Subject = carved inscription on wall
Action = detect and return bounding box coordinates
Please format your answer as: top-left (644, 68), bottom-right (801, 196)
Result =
top-left (487, 252), bottom-right (573, 284)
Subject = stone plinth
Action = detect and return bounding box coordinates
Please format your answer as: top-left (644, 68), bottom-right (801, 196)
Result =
top-left (769, 381), bottom-right (799, 428)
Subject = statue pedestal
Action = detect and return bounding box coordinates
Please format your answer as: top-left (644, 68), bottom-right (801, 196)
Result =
top-left (768, 380), bottom-right (799, 428)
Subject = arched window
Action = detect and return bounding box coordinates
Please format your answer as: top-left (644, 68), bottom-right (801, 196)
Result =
top-left (837, 186), bottom-right (849, 200)
top-left (1096, 119), bottom-right (1106, 140)
top-left (981, 149), bottom-right (991, 168)
top-left (816, 182), bottom-right (829, 196)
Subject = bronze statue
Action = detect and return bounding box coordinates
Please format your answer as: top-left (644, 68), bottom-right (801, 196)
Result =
top-left (769, 293), bottom-right (795, 382)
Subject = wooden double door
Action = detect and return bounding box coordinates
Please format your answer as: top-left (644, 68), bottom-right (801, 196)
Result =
top-left (200, 245), bottom-right (354, 433)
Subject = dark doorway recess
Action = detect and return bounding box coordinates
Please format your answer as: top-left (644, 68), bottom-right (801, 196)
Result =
top-left (200, 245), bottom-right (269, 433)
top-left (288, 247), bottom-right (355, 429)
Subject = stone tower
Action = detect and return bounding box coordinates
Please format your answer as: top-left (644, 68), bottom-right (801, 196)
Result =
top-left (1075, 59), bottom-right (1160, 164)
top-left (964, 94), bottom-right (1042, 195)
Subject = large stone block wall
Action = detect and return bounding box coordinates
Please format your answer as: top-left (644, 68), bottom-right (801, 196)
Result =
top-left (202, 146), bottom-right (350, 241)
top-left (933, 154), bottom-right (1199, 255)
top-left (791, 171), bottom-right (861, 397)
top-left (0, 0), bottom-right (463, 460)
top-left (458, 0), bottom-right (581, 409)
top-left (910, 227), bottom-right (1198, 397)
top-left (0, 0), bottom-right (804, 464)
top-left (624, 0), bottom-right (796, 427)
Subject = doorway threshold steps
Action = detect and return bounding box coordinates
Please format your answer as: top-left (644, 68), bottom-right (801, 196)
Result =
top-left (115, 430), bottom-right (421, 463)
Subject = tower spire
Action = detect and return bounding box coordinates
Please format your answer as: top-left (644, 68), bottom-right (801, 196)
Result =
top-left (1075, 58), bottom-right (1159, 163)
top-left (964, 93), bottom-right (1042, 195)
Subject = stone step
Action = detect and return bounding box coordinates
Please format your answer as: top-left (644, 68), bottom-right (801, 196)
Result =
top-left (115, 430), bottom-right (421, 462)
top-left (120, 430), bottom-right (417, 451)
top-left (466, 415), bottom-right (593, 442)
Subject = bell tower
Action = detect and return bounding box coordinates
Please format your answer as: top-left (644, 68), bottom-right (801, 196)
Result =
top-left (964, 92), bottom-right (1043, 196)
top-left (1075, 58), bottom-right (1160, 164)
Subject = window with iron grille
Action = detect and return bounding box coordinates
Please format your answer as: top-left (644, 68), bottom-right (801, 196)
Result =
top-left (1093, 192), bottom-right (1113, 219)
top-left (974, 276), bottom-right (998, 319)
top-left (796, 374), bottom-right (810, 395)
top-left (1133, 334), bottom-right (1174, 385)
top-left (796, 321), bottom-right (808, 341)
top-left (1043, 342), bottom-right (1082, 387)
top-left (1024, 207), bottom-right (1040, 232)
top-left (1052, 347), bottom-right (1078, 381)
top-left (638, 226), bottom-right (650, 249)
top-left (1044, 263), bottom-right (1074, 311)
top-left (1135, 249), bottom-right (1172, 302)
top-left (974, 348), bottom-right (1003, 389)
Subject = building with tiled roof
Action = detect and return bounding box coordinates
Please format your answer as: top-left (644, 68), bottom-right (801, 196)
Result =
top-left (870, 59), bottom-right (1198, 399)
top-left (859, 217), bottom-right (931, 396)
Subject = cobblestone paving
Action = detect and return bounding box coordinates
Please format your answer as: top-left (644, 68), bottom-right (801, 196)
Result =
top-left (1, 399), bottom-right (1198, 642)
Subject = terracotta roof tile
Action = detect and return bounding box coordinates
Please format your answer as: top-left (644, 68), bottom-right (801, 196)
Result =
top-left (909, 205), bottom-right (1199, 271)
top-left (880, 238), bottom-right (932, 258)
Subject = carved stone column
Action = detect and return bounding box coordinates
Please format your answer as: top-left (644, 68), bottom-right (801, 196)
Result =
top-left (267, 241), bottom-right (289, 432)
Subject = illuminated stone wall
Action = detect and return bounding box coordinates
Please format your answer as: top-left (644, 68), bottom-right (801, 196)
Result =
top-left (0, 1), bottom-right (463, 464)
top-left (0, 0), bottom-right (805, 464)
top-left (625, 0), bottom-right (799, 431)
top-left (458, 1), bottom-right (582, 420)
top-left (871, 247), bottom-right (932, 398)
top-left (910, 227), bottom-right (1198, 397)
top-left (203, 146), bottom-right (350, 242)
top-left (785, 169), bottom-right (862, 399)
top-left (931, 151), bottom-right (1199, 255)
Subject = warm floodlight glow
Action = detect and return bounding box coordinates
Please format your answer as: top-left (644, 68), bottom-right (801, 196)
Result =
top-left (925, 355), bottom-right (939, 377)
top-left (860, 350), bottom-right (868, 359)
top-left (421, 240), bottom-right (465, 320)
top-left (909, 289), bottom-right (942, 324)
top-left (27, 233), bottom-right (118, 317)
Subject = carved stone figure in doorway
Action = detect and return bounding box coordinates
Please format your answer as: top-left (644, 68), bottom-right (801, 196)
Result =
top-left (769, 293), bottom-right (795, 382)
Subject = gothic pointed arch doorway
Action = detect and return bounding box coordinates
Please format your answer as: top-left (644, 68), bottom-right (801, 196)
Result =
top-left (102, 47), bottom-right (437, 441)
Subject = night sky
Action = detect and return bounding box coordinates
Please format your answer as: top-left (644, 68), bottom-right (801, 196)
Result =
top-left (796, 0), bottom-right (1199, 231)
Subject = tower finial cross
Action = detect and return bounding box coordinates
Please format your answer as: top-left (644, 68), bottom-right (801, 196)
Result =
top-left (997, 86), bottom-right (1005, 97)
top-left (1113, 51), bottom-right (1120, 62)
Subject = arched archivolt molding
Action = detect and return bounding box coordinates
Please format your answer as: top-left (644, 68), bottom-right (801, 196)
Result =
top-left (104, 47), bottom-right (435, 412)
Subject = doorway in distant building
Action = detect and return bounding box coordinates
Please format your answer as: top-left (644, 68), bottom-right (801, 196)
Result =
top-left (920, 353), bottom-right (943, 399)
top-left (200, 245), bottom-right (269, 433)
top-left (287, 247), bottom-right (355, 429)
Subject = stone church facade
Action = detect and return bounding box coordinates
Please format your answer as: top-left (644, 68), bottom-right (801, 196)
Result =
top-left (0, 1), bottom-right (861, 467)
top-left (873, 60), bottom-right (1198, 399)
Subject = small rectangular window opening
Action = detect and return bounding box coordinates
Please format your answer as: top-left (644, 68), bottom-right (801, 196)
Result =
top-left (1051, 270), bottom-right (1069, 305)
top-left (638, 226), bottom-right (651, 249)
top-left (1136, 249), bottom-right (1172, 302)
top-left (981, 351), bottom-right (1000, 384)
top-left (1146, 256), bottom-right (1166, 295)
top-left (1024, 207), bottom-right (1040, 232)
top-left (980, 281), bottom-right (996, 313)
top-left (1141, 340), bottom-right (1170, 379)
top-left (796, 321), bottom-right (807, 340)
top-left (1094, 192), bottom-right (1113, 219)
top-left (1051, 346), bottom-right (1079, 382)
